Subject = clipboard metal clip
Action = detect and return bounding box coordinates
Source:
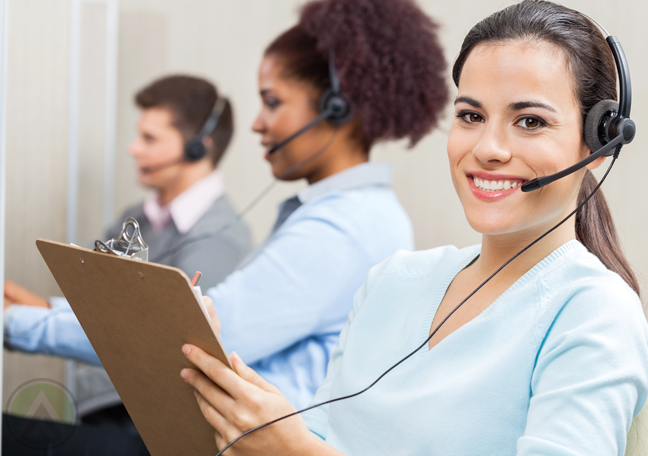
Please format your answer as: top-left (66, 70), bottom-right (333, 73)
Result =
top-left (94, 217), bottom-right (149, 262)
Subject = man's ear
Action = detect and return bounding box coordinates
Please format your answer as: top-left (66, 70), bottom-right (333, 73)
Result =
top-left (202, 136), bottom-right (214, 149)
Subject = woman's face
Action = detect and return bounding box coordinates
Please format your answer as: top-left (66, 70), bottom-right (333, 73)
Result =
top-left (252, 55), bottom-right (335, 181)
top-left (448, 41), bottom-right (599, 239)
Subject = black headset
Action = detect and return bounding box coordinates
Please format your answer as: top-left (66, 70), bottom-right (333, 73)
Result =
top-left (184, 96), bottom-right (228, 162)
top-left (521, 23), bottom-right (636, 192)
top-left (266, 50), bottom-right (354, 154)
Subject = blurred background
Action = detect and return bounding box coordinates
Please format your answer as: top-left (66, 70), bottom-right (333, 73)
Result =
top-left (1, 0), bottom-right (647, 407)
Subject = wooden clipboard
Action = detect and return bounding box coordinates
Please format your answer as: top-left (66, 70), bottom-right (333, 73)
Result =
top-left (36, 239), bottom-right (231, 456)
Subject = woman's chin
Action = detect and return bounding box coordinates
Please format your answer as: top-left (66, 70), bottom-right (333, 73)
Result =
top-left (464, 213), bottom-right (521, 237)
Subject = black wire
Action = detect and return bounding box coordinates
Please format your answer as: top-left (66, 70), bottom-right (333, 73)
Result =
top-left (214, 152), bottom-right (620, 456)
top-left (151, 129), bottom-right (339, 263)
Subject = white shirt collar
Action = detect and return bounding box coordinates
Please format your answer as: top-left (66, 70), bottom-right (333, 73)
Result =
top-left (143, 169), bottom-right (225, 234)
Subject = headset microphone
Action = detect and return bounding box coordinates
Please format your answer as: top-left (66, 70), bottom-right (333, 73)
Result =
top-left (266, 50), bottom-right (353, 155)
top-left (521, 132), bottom-right (625, 192)
top-left (522, 34), bottom-right (636, 193)
top-left (140, 157), bottom-right (184, 174)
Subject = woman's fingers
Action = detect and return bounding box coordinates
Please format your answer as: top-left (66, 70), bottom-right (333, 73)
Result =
top-left (231, 352), bottom-right (280, 395)
top-left (182, 344), bottom-right (250, 401)
top-left (181, 367), bottom-right (235, 418)
top-left (193, 388), bottom-right (229, 433)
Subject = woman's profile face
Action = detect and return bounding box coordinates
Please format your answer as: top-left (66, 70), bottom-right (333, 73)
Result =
top-left (252, 55), bottom-right (335, 181)
top-left (448, 41), bottom-right (598, 239)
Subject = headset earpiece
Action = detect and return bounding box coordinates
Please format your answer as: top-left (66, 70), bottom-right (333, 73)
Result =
top-left (184, 138), bottom-right (207, 162)
top-left (583, 99), bottom-right (619, 155)
top-left (319, 89), bottom-right (354, 125)
top-left (266, 51), bottom-right (355, 155)
top-left (184, 97), bottom-right (227, 162)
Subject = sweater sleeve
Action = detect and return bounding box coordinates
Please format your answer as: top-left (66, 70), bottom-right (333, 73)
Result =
top-left (518, 277), bottom-right (648, 456)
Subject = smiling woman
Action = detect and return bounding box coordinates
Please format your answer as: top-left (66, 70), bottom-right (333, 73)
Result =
top-left (181, 1), bottom-right (648, 455)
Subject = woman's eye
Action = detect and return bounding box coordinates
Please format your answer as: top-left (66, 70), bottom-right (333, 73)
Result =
top-left (264, 98), bottom-right (281, 109)
top-left (516, 116), bottom-right (546, 130)
top-left (458, 112), bottom-right (484, 124)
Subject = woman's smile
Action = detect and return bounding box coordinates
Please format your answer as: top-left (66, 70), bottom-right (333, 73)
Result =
top-left (467, 171), bottom-right (527, 201)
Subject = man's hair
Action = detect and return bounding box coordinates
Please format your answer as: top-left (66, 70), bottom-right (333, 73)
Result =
top-left (135, 75), bottom-right (234, 167)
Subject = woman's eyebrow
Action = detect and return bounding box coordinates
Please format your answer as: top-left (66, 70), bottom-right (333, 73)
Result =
top-left (454, 96), bottom-right (481, 108)
top-left (508, 101), bottom-right (557, 112)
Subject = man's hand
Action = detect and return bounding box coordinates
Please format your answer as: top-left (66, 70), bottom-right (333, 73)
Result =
top-left (4, 280), bottom-right (50, 309)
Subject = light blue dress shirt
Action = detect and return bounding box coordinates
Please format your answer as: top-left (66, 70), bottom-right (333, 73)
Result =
top-left (303, 241), bottom-right (648, 455)
top-left (4, 162), bottom-right (414, 409)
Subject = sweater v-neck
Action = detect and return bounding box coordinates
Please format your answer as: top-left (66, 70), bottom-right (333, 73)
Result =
top-left (418, 240), bottom-right (583, 356)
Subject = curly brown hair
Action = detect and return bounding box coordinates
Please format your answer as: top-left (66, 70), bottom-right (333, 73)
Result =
top-left (265, 0), bottom-right (448, 151)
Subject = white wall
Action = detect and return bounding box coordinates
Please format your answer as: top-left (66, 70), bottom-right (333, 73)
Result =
top-left (3, 0), bottom-right (648, 403)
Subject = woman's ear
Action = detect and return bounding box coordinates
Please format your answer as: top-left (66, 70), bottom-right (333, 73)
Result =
top-left (585, 155), bottom-right (607, 171)
top-left (582, 141), bottom-right (606, 171)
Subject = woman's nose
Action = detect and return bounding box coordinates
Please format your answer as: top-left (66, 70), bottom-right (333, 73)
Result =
top-left (472, 124), bottom-right (512, 165)
top-left (252, 111), bottom-right (265, 133)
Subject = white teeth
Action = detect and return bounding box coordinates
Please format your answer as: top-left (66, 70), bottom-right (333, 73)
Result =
top-left (473, 177), bottom-right (523, 192)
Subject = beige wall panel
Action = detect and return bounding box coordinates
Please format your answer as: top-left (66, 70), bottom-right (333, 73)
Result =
top-left (3, 0), bottom-right (71, 405)
top-left (77, 4), bottom-right (108, 245)
top-left (113, 10), bottom-right (168, 216)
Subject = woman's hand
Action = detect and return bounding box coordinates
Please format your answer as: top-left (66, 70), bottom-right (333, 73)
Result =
top-left (4, 281), bottom-right (50, 309)
top-left (181, 346), bottom-right (323, 456)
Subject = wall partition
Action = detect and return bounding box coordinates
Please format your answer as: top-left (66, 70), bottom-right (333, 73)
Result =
top-left (65, 0), bottom-right (119, 397)
top-left (0, 0), bottom-right (10, 448)
top-left (2, 0), bottom-right (119, 410)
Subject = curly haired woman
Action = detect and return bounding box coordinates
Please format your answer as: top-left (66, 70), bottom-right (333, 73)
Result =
top-left (200, 0), bottom-right (448, 410)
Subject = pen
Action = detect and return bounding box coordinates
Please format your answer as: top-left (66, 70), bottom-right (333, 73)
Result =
top-left (191, 271), bottom-right (202, 287)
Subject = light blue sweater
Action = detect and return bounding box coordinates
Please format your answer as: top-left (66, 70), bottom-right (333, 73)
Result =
top-left (303, 241), bottom-right (648, 455)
